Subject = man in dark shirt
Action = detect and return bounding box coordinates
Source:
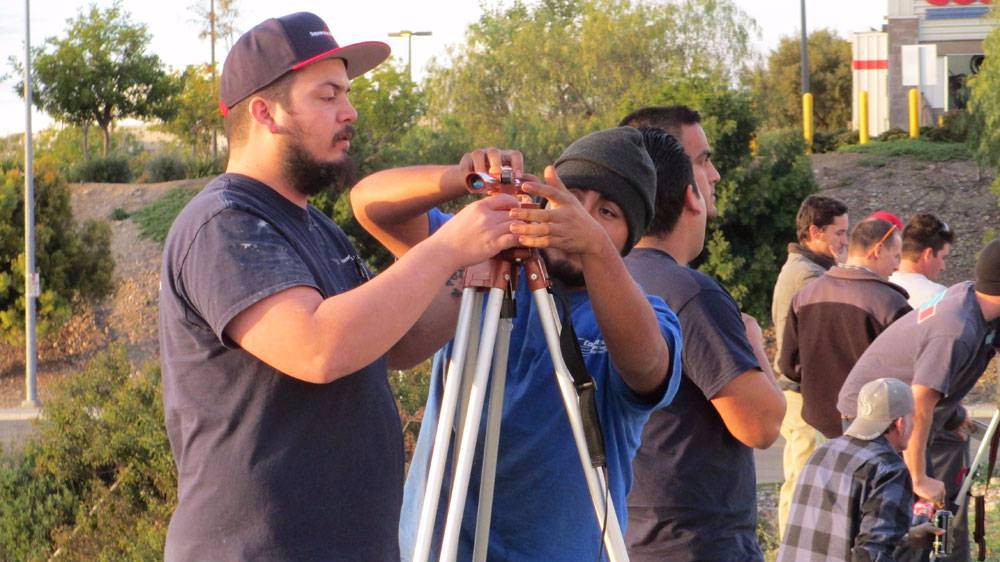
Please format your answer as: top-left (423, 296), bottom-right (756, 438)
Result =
top-left (159, 13), bottom-right (525, 561)
top-left (618, 107), bottom-right (786, 561)
top-left (839, 238), bottom-right (1000, 562)
top-left (779, 218), bottom-right (911, 439)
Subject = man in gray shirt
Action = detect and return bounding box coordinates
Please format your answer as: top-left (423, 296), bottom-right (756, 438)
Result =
top-left (839, 238), bottom-right (1000, 561)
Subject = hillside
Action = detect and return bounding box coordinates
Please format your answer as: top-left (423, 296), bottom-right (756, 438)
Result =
top-left (0, 152), bottom-right (996, 406)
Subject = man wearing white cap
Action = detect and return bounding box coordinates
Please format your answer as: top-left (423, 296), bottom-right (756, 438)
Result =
top-left (779, 378), bottom-right (940, 562)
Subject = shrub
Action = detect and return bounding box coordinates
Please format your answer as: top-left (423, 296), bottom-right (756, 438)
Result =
top-left (839, 138), bottom-right (973, 161)
top-left (185, 155), bottom-right (226, 178)
top-left (131, 186), bottom-right (200, 244)
top-left (70, 156), bottom-right (133, 183)
top-left (0, 156), bottom-right (115, 344)
top-left (877, 127), bottom-right (909, 142)
top-left (144, 154), bottom-right (187, 183)
top-left (699, 128), bottom-right (818, 320)
top-left (811, 129), bottom-right (858, 153)
top-left (109, 207), bottom-right (130, 221)
top-left (0, 347), bottom-right (175, 561)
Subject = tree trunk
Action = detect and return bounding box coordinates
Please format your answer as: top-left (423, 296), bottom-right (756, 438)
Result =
top-left (101, 125), bottom-right (111, 157)
top-left (82, 122), bottom-right (90, 161)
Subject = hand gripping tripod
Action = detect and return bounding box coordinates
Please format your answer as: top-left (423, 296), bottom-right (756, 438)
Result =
top-left (410, 169), bottom-right (630, 562)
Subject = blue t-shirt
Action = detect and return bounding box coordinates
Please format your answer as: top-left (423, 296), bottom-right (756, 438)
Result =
top-left (624, 248), bottom-right (763, 562)
top-left (400, 210), bottom-right (683, 562)
top-left (159, 174), bottom-right (403, 561)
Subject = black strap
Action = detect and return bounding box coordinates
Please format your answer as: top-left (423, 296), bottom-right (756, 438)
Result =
top-left (550, 282), bottom-right (607, 469)
top-left (976, 495), bottom-right (986, 561)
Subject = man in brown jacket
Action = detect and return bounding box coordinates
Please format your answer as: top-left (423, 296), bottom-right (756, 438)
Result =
top-left (779, 218), bottom-right (911, 438)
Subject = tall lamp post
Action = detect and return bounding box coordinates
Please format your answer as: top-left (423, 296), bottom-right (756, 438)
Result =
top-left (23, 0), bottom-right (39, 408)
top-left (388, 30), bottom-right (432, 81)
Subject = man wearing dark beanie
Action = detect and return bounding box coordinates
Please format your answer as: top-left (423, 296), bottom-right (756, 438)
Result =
top-left (351, 127), bottom-right (683, 561)
top-left (838, 238), bottom-right (1000, 561)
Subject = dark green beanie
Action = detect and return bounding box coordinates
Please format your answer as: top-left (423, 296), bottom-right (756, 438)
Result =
top-left (976, 238), bottom-right (1000, 296)
top-left (554, 127), bottom-right (656, 255)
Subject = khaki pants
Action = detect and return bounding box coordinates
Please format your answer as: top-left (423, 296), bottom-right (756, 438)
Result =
top-left (777, 390), bottom-right (822, 539)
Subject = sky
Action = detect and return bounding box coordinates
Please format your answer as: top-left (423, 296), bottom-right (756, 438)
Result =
top-left (0, 0), bottom-right (888, 137)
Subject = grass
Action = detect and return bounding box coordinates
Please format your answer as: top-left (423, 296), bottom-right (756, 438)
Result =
top-left (839, 138), bottom-right (974, 162)
top-left (130, 186), bottom-right (200, 244)
top-left (857, 157), bottom-right (889, 168)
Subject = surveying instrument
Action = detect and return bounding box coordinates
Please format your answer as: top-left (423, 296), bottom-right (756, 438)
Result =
top-left (409, 167), bottom-right (630, 562)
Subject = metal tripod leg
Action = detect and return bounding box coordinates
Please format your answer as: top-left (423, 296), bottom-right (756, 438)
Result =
top-left (955, 408), bottom-right (1000, 516)
top-left (439, 287), bottom-right (507, 562)
top-left (472, 310), bottom-right (513, 562)
top-left (412, 288), bottom-right (484, 562)
top-left (531, 288), bottom-right (630, 562)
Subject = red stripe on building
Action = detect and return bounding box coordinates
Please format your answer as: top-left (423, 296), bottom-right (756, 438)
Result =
top-left (852, 59), bottom-right (889, 70)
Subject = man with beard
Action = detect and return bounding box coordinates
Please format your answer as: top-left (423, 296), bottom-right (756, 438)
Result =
top-left (350, 127), bottom-right (683, 561)
top-left (158, 13), bottom-right (525, 561)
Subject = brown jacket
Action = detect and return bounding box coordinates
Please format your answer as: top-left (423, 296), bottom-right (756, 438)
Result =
top-left (778, 266), bottom-right (911, 438)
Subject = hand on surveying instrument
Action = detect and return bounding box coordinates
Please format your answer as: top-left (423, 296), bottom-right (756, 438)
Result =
top-left (913, 475), bottom-right (946, 507)
top-left (430, 194), bottom-right (522, 267)
top-left (457, 148), bottom-right (528, 179)
top-left (509, 166), bottom-right (616, 258)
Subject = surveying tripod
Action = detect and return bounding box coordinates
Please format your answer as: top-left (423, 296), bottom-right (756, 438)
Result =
top-left (409, 169), bottom-right (630, 562)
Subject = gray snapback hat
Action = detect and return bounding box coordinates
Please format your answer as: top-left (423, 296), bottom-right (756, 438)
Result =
top-left (844, 378), bottom-right (914, 440)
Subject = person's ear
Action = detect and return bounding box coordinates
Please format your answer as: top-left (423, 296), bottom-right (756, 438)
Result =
top-left (249, 96), bottom-right (287, 135)
top-left (684, 185), bottom-right (703, 214)
top-left (808, 224), bottom-right (823, 241)
top-left (921, 247), bottom-right (935, 264)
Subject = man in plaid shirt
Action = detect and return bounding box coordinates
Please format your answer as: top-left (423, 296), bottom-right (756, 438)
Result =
top-left (779, 378), bottom-right (939, 562)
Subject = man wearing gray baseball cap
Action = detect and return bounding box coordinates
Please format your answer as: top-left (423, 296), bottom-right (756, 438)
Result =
top-left (780, 378), bottom-right (940, 562)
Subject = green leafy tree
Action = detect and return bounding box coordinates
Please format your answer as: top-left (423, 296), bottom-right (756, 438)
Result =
top-left (13, 2), bottom-right (179, 157)
top-left (968, 18), bottom-right (1000, 198)
top-left (421, 0), bottom-right (759, 169)
top-left (161, 64), bottom-right (222, 158)
top-left (0, 156), bottom-right (114, 345)
top-left (752, 29), bottom-right (853, 131)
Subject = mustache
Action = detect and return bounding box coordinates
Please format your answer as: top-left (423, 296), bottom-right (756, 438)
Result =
top-left (334, 126), bottom-right (356, 143)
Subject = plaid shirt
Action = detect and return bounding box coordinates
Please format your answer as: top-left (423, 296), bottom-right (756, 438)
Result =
top-left (777, 435), bottom-right (913, 562)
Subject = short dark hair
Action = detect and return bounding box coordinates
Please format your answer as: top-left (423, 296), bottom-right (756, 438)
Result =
top-left (796, 195), bottom-right (848, 244)
top-left (639, 128), bottom-right (696, 237)
top-left (223, 71), bottom-right (297, 148)
top-left (901, 213), bottom-right (955, 260)
top-left (849, 218), bottom-right (897, 254)
top-left (619, 105), bottom-right (702, 141)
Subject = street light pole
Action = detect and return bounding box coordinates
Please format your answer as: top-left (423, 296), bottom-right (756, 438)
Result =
top-left (23, 0), bottom-right (39, 408)
top-left (800, 0), bottom-right (810, 94)
top-left (388, 30), bottom-right (432, 81)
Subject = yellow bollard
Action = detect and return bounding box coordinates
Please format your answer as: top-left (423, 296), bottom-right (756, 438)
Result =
top-left (909, 88), bottom-right (920, 139)
top-left (803, 93), bottom-right (814, 152)
top-left (859, 90), bottom-right (870, 145)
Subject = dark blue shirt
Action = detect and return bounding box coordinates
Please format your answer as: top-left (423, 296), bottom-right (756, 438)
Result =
top-left (624, 248), bottom-right (763, 562)
top-left (159, 174), bottom-right (403, 561)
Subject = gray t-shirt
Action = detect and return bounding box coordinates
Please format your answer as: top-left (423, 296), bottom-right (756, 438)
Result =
top-left (159, 174), bottom-right (403, 561)
top-left (838, 281), bottom-right (999, 428)
top-left (624, 249), bottom-right (763, 562)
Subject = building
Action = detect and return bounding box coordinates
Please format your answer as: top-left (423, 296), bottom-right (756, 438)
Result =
top-left (852, 0), bottom-right (996, 136)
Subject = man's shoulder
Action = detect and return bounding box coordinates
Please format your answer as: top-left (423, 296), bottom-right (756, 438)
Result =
top-left (626, 249), bottom-right (730, 310)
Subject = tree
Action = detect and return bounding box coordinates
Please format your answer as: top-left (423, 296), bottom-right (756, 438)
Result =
top-left (189, 0), bottom-right (240, 158)
top-left (14, 2), bottom-right (179, 157)
top-left (160, 64), bottom-right (222, 158)
top-left (752, 29), bottom-right (853, 131)
top-left (420, 0), bottom-right (759, 169)
top-left (968, 18), bottom-right (1000, 197)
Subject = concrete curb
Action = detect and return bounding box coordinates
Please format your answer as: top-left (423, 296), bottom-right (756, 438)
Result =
top-left (0, 407), bottom-right (42, 421)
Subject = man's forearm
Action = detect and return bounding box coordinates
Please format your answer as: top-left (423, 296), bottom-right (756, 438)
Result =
top-left (581, 242), bottom-right (671, 395)
top-left (904, 397), bottom-right (936, 482)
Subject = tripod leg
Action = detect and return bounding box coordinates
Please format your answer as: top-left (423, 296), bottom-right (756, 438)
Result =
top-left (472, 313), bottom-right (513, 562)
top-left (439, 288), bottom-right (507, 562)
top-left (413, 288), bottom-right (483, 562)
top-left (955, 409), bottom-right (1000, 516)
top-left (531, 288), bottom-right (631, 562)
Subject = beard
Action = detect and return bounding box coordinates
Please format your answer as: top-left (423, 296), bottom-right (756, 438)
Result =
top-left (281, 125), bottom-right (358, 199)
top-left (542, 249), bottom-right (586, 289)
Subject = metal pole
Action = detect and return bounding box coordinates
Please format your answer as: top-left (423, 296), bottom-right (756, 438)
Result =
top-left (407, 34), bottom-right (413, 82)
top-left (23, 0), bottom-right (39, 408)
top-left (800, 0), bottom-right (810, 94)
